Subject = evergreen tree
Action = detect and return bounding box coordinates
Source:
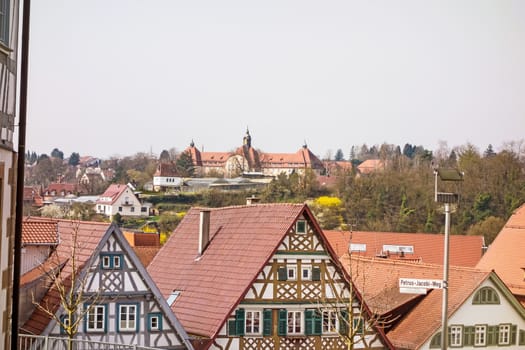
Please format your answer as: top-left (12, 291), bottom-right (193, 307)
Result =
top-left (176, 151), bottom-right (195, 177)
top-left (51, 148), bottom-right (64, 159)
top-left (334, 149), bottom-right (345, 161)
top-left (68, 152), bottom-right (80, 166)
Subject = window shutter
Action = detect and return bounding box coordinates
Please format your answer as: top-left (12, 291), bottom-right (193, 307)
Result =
top-left (519, 329), bottom-right (525, 345)
top-left (487, 326), bottom-right (497, 345)
top-left (312, 267), bottom-right (321, 281)
top-left (305, 310), bottom-right (313, 335)
top-left (228, 319), bottom-right (237, 336)
top-left (464, 326), bottom-right (474, 346)
top-left (339, 309), bottom-right (349, 336)
top-left (235, 309), bottom-right (245, 336)
top-left (278, 267), bottom-right (287, 281)
top-left (430, 333), bottom-right (441, 348)
top-left (313, 311), bottom-right (322, 335)
top-left (511, 325), bottom-right (517, 345)
top-left (447, 327), bottom-right (452, 347)
top-left (278, 309), bottom-right (287, 336)
top-left (263, 309), bottom-right (273, 336)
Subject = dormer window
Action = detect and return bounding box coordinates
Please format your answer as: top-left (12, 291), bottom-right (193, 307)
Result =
top-left (101, 254), bottom-right (123, 270)
top-left (296, 220), bottom-right (307, 234)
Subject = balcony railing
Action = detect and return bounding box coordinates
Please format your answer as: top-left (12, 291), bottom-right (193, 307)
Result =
top-left (18, 334), bottom-right (161, 350)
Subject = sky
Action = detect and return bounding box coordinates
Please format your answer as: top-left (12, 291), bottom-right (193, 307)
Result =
top-left (26, 1), bottom-right (525, 159)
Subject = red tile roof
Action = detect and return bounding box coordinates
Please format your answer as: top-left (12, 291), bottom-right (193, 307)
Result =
top-left (477, 203), bottom-right (525, 298)
top-left (132, 246), bottom-right (161, 267)
top-left (147, 203), bottom-right (306, 338)
top-left (23, 186), bottom-right (44, 207)
top-left (357, 159), bottom-right (386, 174)
top-left (345, 256), bottom-right (491, 349)
top-left (22, 218), bottom-right (59, 245)
top-left (44, 183), bottom-right (77, 195)
top-left (96, 184), bottom-right (129, 204)
top-left (21, 219), bottom-right (111, 335)
top-left (325, 230), bottom-right (485, 267)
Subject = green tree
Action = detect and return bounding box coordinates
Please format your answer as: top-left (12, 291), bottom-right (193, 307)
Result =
top-left (466, 216), bottom-right (505, 246)
top-left (68, 152), bottom-right (80, 166)
top-left (51, 148), bottom-right (64, 159)
top-left (159, 149), bottom-right (171, 162)
top-left (335, 149), bottom-right (345, 161)
top-left (176, 151), bottom-right (195, 177)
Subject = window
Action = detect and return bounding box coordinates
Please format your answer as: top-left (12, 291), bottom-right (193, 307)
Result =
top-left (100, 254), bottom-right (123, 269)
top-left (302, 266), bottom-right (311, 280)
top-left (430, 332), bottom-right (441, 348)
top-left (322, 310), bottom-right (337, 334)
top-left (475, 325), bottom-right (487, 346)
top-left (450, 325), bottom-right (463, 347)
top-left (118, 206), bottom-right (122, 212)
top-left (472, 287), bottom-right (500, 304)
top-left (245, 311), bottom-right (261, 335)
top-left (287, 266), bottom-right (297, 280)
top-left (499, 324), bottom-right (510, 345)
top-left (148, 313), bottom-right (162, 331)
top-left (118, 304), bottom-right (138, 332)
top-left (131, 207), bottom-right (135, 212)
top-left (141, 207), bottom-right (147, 212)
top-left (287, 311), bottom-right (302, 335)
top-left (86, 305), bottom-right (106, 332)
top-left (60, 314), bottom-right (74, 335)
top-left (296, 220), bottom-right (307, 234)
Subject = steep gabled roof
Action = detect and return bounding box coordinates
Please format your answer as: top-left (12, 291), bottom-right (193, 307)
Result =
top-left (345, 256), bottom-right (494, 349)
top-left (147, 204), bottom-right (307, 338)
top-left (477, 203), bottom-right (525, 299)
top-left (21, 219), bottom-right (111, 335)
top-left (95, 184), bottom-right (129, 205)
top-left (22, 219), bottom-right (193, 349)
top-left (22, 218), bottom-right (59, 246)
top-left (325, 230), bottom-right (485, 267)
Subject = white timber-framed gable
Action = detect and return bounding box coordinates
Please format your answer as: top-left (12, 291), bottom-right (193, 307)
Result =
top-left (424, 274), bottom-right (525, 350)
top-left (44, 224), bottom-right (193, 350)
top-left (211, 210), bottom-right (386, 350)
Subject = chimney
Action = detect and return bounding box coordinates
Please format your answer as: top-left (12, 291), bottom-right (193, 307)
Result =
top-left (198, 210), bottom-right (211, 255)
top-left (246, 195), bottom-right (260, 205)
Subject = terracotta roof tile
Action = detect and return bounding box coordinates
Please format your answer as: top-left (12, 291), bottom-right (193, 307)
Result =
top-left (477, 203), bottom-right (525, 297)
top-left (325, 230), bottom-right (484, 267)
top-left (21, 219), bottom-right (111, 335)
top-left (147, 203), bottom-right (305, 338)
top-left (96, 184), bottom-right (129, 204)
top-left (344, 256), bottom-right (490, 349)
top-left (22, 218), bottom-right (59, 245)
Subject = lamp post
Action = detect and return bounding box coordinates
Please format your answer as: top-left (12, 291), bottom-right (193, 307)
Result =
top-left (434, 168), bottom-right (463, 350)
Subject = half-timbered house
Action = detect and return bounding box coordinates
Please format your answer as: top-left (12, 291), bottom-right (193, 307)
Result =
top-left (148, 203), bottom-right (392, 350)
top-left (22, 219), bottom-right (193, 350)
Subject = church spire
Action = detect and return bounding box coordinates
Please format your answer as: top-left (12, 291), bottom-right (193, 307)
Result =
top-left (243, 127), bottom-right (252, 148)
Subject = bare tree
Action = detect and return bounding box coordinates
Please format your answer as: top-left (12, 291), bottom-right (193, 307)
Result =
top-left (31, 221), bottom-right (101, 350)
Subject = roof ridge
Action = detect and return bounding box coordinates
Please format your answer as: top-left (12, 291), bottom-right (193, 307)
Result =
top-left (349, 255), bottom-right (489, 273)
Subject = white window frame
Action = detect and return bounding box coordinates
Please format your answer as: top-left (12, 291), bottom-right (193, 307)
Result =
top-left (287, 266), bottom-right (297, 281)
top-left (498, 324), bottom-right (511, 345)
top-left (113, 255), bottom-right (121, 269)
top-left (86, 305), bottom-right (106, 332)
top-left (475, 325), bottom-right (487, 346)
top-left (149, 313), bottom-right (162, 331)
top-left (287, 311), bottom-right (302, 335)
top-left (322, 310), bottom-right (338, 334)
top-left (119, 304), bottom-right (137, 332)
top-left (102, 256), bottom-right (111, 269)
top-left (450, 325), bottom-right (463, 347)
top-left (245, 310), bottom-right (261, 335)
top-left (302, 265), bottom-right (311, 280)
top-left (296, 220), bottom-right (307, 234)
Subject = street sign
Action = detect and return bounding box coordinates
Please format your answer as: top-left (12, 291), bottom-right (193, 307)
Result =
top-left (399, 278), bottom-right (444, 294)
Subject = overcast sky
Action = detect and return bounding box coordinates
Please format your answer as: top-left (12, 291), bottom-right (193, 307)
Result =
top-left (26, 1), bottom-right (525, 159)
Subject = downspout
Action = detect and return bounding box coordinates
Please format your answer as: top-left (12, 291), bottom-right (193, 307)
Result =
top-left (11, 0), bottom-right (30, 348)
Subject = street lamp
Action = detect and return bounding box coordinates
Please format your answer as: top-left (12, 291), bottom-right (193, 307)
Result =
top-left (434, 168), bottom-right (463, 350)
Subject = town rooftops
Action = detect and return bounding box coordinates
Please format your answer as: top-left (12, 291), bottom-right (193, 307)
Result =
top-left (22, 218), bottom-right (59, 246)
top-left (344, 255), bottom-right (515, 350)
top-left (477, 203), bottom-right (525, 303)
top-left (147, 203), bottom-right (311, 338)
top-left (324, 230), bottom-right (485, 267)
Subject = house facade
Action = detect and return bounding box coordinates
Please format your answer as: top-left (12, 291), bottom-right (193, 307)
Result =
top-left (95, 183), bottom-right (149, 217)
top-left (0, 0), bottom-right (20, 347)
top-left (153, 163), bottom-right (183, 192)
top-left (22, 219), bottom-right (193, 349)
top-left (183, 130), bottom-right (325, 178)
top-left (148, 203), bottom-right (391, 350)
top-left (336, 255), bottom-right (525, 350)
